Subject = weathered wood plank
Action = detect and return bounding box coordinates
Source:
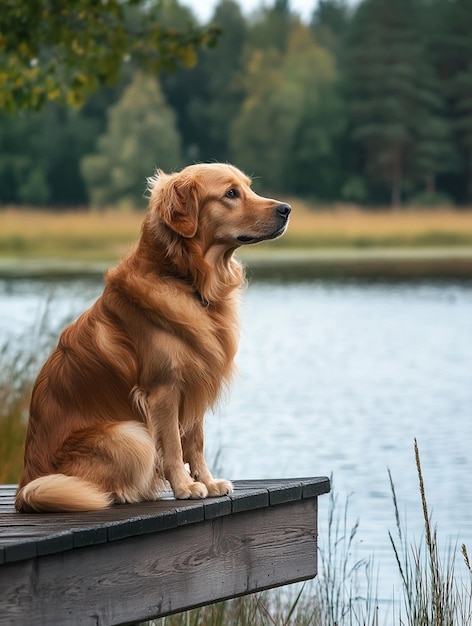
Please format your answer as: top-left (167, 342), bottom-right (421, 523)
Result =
top-left (0, 499), bottom-right (318, 626)
top-left (0, 478), bottom-right (330, 563)
top-left (0, 478), bottom-right (330, 626)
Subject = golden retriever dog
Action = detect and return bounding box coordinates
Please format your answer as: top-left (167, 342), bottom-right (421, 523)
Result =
top-left (15, 163), bottom-right (290, 513)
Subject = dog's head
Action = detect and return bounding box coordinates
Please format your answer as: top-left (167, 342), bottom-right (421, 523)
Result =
top-left (146, 163), bottom-right (290, 251)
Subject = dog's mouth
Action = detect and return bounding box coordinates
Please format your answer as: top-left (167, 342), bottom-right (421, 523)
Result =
top-left (237, 224), bottom-right (288, 245)
top-left (236, 203), bottom-right (290, 245)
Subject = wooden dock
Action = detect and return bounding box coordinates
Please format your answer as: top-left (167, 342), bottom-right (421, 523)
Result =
top-left (0, 477), bottom-right (330, 626)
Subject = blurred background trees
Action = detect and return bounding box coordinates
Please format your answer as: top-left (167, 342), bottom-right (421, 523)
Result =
top-left (1, 0), bottom-right (472, 208)
top-left (81, 73), bottom-right (182, 207)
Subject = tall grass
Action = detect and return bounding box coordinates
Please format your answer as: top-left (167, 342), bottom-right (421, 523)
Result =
top-left (315, 486), bottom-right (379, 626)
top-left (0, 296), bottom-right (69, 482)
top-left (389, 439), bottom-right (472, 626)
top-left (0, 329), bottom-right (37, 484)
top-left (148, 591), bottom-right (311, 626)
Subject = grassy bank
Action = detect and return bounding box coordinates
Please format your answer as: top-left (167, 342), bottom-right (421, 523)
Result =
top-left (1, 204), bottom-right (472, 262)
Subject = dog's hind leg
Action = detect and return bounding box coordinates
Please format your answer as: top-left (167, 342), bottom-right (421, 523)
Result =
top-left (55, 420), bottom-right (161, 504)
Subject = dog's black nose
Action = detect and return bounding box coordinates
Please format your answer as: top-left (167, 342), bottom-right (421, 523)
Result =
top-left (276, 203), bottom-right (291, 218)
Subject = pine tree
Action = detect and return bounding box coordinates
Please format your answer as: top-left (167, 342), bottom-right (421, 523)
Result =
top-left (311, 0), bottom-right (350, 57)
top-left (434, 0), bottom-right (472, 202)
top-left (248, 0), bottom-right (293, 53)
top-left (346, 0), bottom-right (449, 206)
top-left (451, 9), bottom-right (472, 202)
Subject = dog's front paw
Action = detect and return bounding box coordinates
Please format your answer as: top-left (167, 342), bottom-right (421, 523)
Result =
top-left (174, 481), bottom-right (209, 499)
top-left (206, 479), bottom-right (234, 497)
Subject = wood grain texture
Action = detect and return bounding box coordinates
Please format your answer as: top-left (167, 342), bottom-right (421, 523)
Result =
top-left (0, 499), bottom-right (318, 626)
top-left (0, 478), bottom-right (330, 564)
top-left (0, 478), bottom-right (330, 626)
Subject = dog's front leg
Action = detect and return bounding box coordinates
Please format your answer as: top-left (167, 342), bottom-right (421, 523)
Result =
top-left (148, 387), bottom-right (208, 499)
top-left (182, 419), bottom-right (233, 496)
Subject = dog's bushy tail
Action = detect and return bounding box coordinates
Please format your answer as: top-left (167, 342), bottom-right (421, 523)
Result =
top-left (15, 474), bottom-right (113, 513)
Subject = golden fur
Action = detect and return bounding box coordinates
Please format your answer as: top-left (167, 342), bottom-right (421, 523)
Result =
top-left (15, 163), bottom-right (290, 513)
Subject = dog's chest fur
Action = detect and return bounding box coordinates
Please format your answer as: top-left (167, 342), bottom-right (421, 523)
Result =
top-left (103, 272), bottom-right (241, 426)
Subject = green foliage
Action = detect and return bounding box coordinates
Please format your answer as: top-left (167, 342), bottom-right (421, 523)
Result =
top-left (18, 168), bottom-right (50, 206)
top-left (159, 0), bottom-right (248, 163)
top-left (0, 104), bottom-right (99, 205)
top-left (432, 0), bottom-right (472, 202)
top-left (230, 21), bottom-right (341, 196)
top-left (81, 73), bottom-right (182, 207)
top-left (0, 0), bottom-right (220, 112)
top-left (346, 0), bottom-right (451, 206)
top-left (2, 0), bottom-right (472, 207)
top-left (310, 0), bottom-right (350, 56)
top-left (247, 0), bottom-right (293, 53)
top-left (196, 0), bottom-right (248, 161)
top-left (0, 298), bottom-right (63, 482)
top-left (286, 59), bottom-right (347, 197)
top-left (408, 191), bottom-right (453, 207)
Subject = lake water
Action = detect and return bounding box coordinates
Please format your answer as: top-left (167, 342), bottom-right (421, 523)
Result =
top-left (1, 273), bottom-right (472, 611)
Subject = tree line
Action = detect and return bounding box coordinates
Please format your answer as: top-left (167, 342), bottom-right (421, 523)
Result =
top-left (1, 0), bottom-right (472, 209)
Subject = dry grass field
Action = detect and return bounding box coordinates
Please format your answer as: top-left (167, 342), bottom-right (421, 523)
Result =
top-left (0, 208), bottom-right (142, 260)
top-left (279, 201), bottom-right (472, 249)
top-left (1, 203), bottom-right (472, 261)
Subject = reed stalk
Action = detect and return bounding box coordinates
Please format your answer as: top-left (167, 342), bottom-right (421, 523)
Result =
top-left (389, 440), bottom-right (472, 626)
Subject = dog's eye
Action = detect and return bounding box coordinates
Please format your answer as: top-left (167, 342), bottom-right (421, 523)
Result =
top-left (225, 188), bottom-right (239, 199)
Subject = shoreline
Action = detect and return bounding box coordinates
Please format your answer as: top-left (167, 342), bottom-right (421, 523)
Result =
top-left (0, 247), bottom-right (471, 280)
top-left (241, 246), bottom-right (472, 280)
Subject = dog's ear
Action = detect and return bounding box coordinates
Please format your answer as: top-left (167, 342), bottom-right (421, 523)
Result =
top-left (148, 170), bottom-right (200, 238)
